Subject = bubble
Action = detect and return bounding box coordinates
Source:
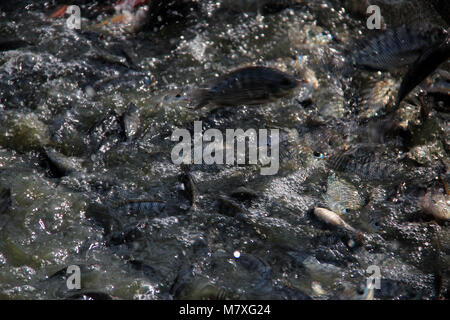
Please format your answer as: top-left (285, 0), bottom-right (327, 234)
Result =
top-left (233, 250), bottom-right (241, 258)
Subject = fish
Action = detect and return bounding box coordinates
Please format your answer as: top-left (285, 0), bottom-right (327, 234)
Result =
top-left (313, 207), bottom-right (363, 240)
top-left (236, 253), bottom-right (271, 279)
top-left (193, 66), bottom-right (301, 109)
top-left (419, 191), bottom-right (450, 221)
top-left (0, 39), bottom-right (31, 52)
top-left (127, 260), bottom-right (157, 279)
top-left (43, 147), bottom-right (84, 177)
top-left (324, 173), bottom-right (364, 215)
top-left (122, 199), bottom-right (166, 215)
top-left (120, 103), bottom-right (141, 142)
top-left (351, 25), bottom-right (447, 72)
top-left (341, 283), bottom-right (374, 300)
top-left (0, 187), bottom-right (11, 214)
top-left (358, 78), bottom-right (397, 119)
top-left (394, 36), bottom-right (450, 108)
top-left (327, 144), bottom-right (399, 181)
top-left (170, 265), bottom-right (230, 300)
top-left (179, 170), bottom-right (197, 207)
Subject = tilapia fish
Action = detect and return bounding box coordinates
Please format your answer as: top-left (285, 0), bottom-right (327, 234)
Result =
top-left (193, 66), bottom-right (301, 109)
top-left (351, 25), bottom-right (447, 72)
top-left (327, 144), bottom-right (400, 181)
top-left (313, 207), bottom-right (362, 239)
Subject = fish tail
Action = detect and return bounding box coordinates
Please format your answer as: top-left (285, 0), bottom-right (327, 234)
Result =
top-left (192, 88), bottom-right (211, 109)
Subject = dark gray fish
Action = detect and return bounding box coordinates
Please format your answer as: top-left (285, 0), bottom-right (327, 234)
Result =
top-left (194, 66), bottom-right (301, 109)
top-left (43, 147), bottom-right (83, 177)
top-left (352, 25), bottom-right (447, 72)
top-left (179, 170), bottom-right (196, 207)
top-left (431, 0), bottom-right (450, 25)
top-left (0, 187), bottom-right (11, 214)
top-left (230, 186), bottom-right (260, 201)
top-left (327, 144), bottom-right (400, 181)
top-left (127, 260), bottom-right (157, 279)
top-left (169, 264), bottom-right (230, 300)
top-left (217, 195), bottom-right (250, 222)
top-left (0, 39), bottom-right (31, 51)
top-left (122, 199), bottom-right (166, 215)
top-left (395, 37), bottom-right (450, 107)
top-left (236, 253), bottom-right (271, 279)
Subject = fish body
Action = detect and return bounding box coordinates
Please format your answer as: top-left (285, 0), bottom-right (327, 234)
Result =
top-left (327, 144), bottom-right (398, 180)
top-left (194, 66), bottom-right (300, 108)
top-left (0, 187), bottom-right (11, 214)
top-left (395, 36), bottom-right (450, 107)
top-left (44, 147), bottom-right (83, 177)
top-left (420, 192), bottom-right (450, 221)
top-left (313, 207), bottom-right (358, 234)
top-left (352, 26), bottom-right (447, 72)
top-left (121, 103), bottom-right (141, 141)
top-left (0, 39), bottom-right (31, 52)
top-left (122, 199), bottom-right (166, 215)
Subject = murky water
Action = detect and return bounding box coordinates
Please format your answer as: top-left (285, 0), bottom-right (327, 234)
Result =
top-left (0, 0), bottom-right (448, 300)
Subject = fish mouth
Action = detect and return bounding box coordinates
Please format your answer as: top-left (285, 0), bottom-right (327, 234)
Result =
top-left (295, 78), bottom-right (308, 86)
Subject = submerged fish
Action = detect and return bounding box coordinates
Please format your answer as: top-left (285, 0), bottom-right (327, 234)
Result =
top-left (193, 66), bottom-right (301, 109)
top-left (325, 173), bottom-right (364, 215)
top-left (358, 78), bottom-right (397, 118)
top-left (122, 199), bottom-right (166, 215)
top-left (395, 36), bottom-right (450, 108)
top-left (352, 25), bottom-right (447, 72)
top-left (313, 207), bottom-right (362, 239)
top-left (0, 187), bottom-right (11, 214)
top-left (327, 144), bottom-right (399, 181)
top-left (43, 147), bottom-right (84, 177)
top-left (419, 191), bottom-right (450, 221)
top-left (0, 39), bottom-right (31, 52)
top-left (121, 103), bottom-right (141, 142)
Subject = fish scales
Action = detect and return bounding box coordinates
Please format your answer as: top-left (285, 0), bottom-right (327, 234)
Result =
top-left (352, 26), bottom-right (447, 71)
top-left (194, 66), bottom-right (300, 108)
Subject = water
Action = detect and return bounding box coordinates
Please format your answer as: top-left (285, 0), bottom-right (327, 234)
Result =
top-left (0, 0), bottom-right (448, 300)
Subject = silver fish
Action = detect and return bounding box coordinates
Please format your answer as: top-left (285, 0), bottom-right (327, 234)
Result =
top-left (313, 207), bottom-right (361, 237)
top-left (194, 66), bottom-right (301, 108)
top-left (121, 103), bottom-right (141, 142)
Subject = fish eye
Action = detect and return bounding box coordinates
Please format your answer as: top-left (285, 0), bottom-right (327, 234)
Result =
top-left (356, 286), bottom-right (365, 295)
top-left (313, 151), bottom-right (325, 159)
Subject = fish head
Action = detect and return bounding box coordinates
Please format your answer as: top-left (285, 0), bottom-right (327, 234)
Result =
top-left (273, 74), bottom-right (302, 96)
